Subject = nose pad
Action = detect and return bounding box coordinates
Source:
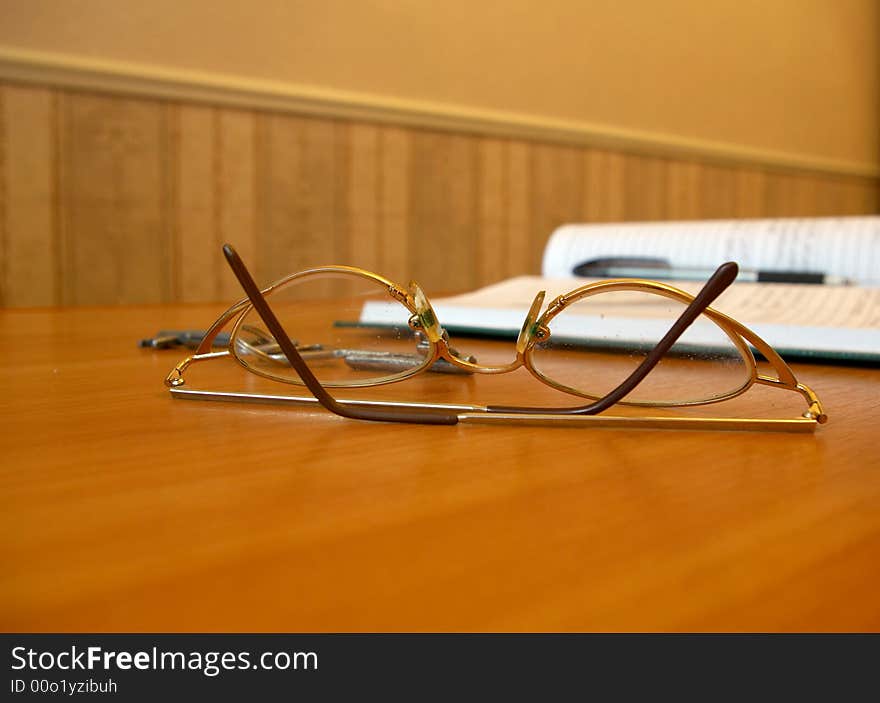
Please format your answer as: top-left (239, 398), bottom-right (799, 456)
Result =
top-left (408, 280), bottom-right (480, 365)
top-left (408, 281), bottom-right (444, 343)
top-left (516, 290), bottom-right (547, 353)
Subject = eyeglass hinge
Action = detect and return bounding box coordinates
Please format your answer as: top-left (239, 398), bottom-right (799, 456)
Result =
top-left (388, 284), bottom-right (410, 304)
top-left (546, 294), bottom-right (567, 315)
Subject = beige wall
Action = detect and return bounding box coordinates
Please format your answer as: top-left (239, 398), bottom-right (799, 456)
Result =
top-left (0, 0), bottom-right (877, 170)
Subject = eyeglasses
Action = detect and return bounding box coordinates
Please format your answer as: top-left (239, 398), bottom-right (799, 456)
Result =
top-left (164, 245), bottom-right (827, 432)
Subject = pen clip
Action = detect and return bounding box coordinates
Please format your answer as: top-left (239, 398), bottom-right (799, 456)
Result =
top-left (573, 257), bottom-right (669, 277)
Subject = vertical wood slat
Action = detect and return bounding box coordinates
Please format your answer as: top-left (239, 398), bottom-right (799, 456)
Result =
top-left (408, 131), bottom-right (478, 293)
top-left (0, 80), bottom-right (877, 307)
top-left (174, 104), bottom-right (217, 302)
top-left (345, 123), bottom-right (380, 273)
top-left (584, 149), bottom-right (626, 222)
top-left (530, 143), bottom-right (583, 272)
top-left (377, 126), bottom-right (411, 283)
top-left (476, 137), bottom-right (536, 283)
top-left (842, 179), bottom-right (880, 214)
top-left (59, 92), bottom-right (168, 305)
top-left (764, 172), bottom-right (804, 218)
top-left (259, 115), bottom-right (343, 290)
top-left (624, 154), bottom-right (667, 221)
top-left (216, 109), bottom-right (257, 300)
top-left (665, 161), bottom-right (701, 220)
top-left (698, 164), bottom-right (737, 219)
top-left (258, 113), bottom-right (299, 283)
top-left (504, 141), bottom-right (531, 277)
top-left (476, 137), bottom-right (506, 285)
top-left (733, 169), bottom-right (766, 218)
top-left (1, 85), bottom-right (56, 306)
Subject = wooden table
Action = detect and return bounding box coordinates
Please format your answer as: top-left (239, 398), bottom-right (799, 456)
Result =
top-left (2, 303), bottom-right (879, 632)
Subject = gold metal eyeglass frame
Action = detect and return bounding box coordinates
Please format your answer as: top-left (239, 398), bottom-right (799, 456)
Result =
top-left (164, 245), bottom-right (827, 432)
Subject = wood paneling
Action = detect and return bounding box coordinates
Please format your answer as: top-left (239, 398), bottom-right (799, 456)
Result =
top-left (504, 141), bottom-right (532, 277)
top-left (583, 150), bottom-right (627, 223)
top-left (665, 160), bottom-right (701, 221)
top-left (1, 85), bottom-right (56, 306)
top-left (1, 81), bottom-right (878, 307)
top-left (531, 143), bottom-right (584, 269)
top-left (173, 104), bottom-right (217, 302)
top-left (409, 131), bottom-right (478, 293)
top-left (345, 123), bottom-right (381, 273)
top-left (376, 126), bottom-right (411, 283)
top-left (58, 92), bottom-right (170, 305)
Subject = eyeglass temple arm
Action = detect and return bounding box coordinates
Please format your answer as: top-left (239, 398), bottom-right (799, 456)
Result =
top-left (221, 244), bottom-right (459, 425)
top-left (487, 261), bottom-right (740, 416)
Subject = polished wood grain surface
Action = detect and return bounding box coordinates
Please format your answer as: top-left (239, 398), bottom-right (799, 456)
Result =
top-left (2, 81), bottom-right (878, 308)
top-left (1, 302), bottom-right (879, 632)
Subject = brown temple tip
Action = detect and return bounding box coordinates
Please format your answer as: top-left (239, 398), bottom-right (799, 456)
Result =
top-left (714, 261), bottom-right (739, 287)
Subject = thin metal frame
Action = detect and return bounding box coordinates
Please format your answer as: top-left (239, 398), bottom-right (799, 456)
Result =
top-left (164, 245), bottom-right (827, 431)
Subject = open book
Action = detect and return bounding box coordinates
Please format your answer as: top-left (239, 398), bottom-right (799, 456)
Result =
top-left (362, 217), bottom-right (880, 363)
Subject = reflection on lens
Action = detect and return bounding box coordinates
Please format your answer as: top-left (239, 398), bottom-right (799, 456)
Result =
top-left (233, 270), bottom-right (431, 387)
top-left (527, 289), bottom-right (750, 405)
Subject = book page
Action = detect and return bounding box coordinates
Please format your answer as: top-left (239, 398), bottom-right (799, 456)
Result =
top-left (542, 217), bottom-right (880, 285)
top-left (435, 276), bottom-right (880, 329)
top-left (361, 276), bottom-right (880, 360)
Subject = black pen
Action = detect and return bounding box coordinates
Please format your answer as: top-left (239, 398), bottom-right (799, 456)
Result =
top-left (572, 258), bottom-right (853, 285)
